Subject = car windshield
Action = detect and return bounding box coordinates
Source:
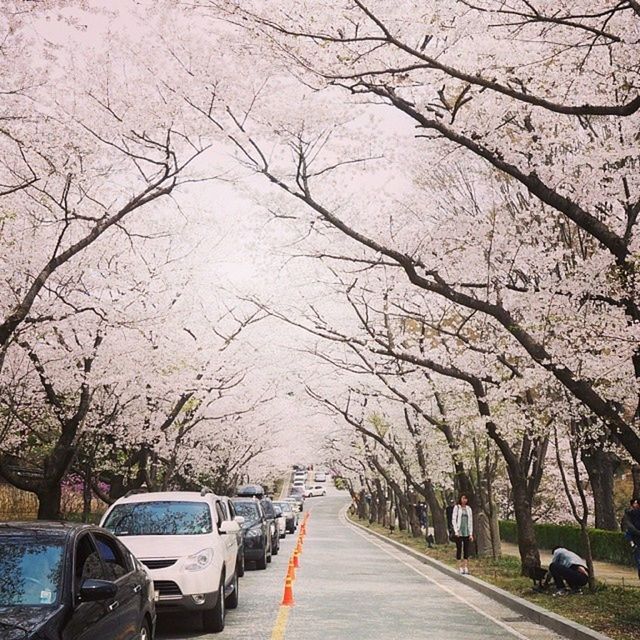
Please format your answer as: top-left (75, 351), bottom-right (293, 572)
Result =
top-left (232, 502), bottom-right (260, 522)
top-left (0, 536), bottom-right (64, 606)
top-left (274, 503), bottom-right (292, 513)
top-left (103, 501), bottom-right (212, 536)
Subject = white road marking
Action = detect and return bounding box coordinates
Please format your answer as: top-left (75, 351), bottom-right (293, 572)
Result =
top-left (341, 507), bottom-right (534, 640)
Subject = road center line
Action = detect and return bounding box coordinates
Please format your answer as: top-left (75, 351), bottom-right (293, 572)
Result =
top-left (341, 508), bottom-right (532, 640)
top-left (270, 605), bottom-right (291, 640)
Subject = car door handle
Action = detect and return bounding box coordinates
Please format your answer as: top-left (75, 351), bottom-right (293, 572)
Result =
top-left (108, 600), bottom-right (120, 612)
top-left (132, 584), bottom-right (142, 593)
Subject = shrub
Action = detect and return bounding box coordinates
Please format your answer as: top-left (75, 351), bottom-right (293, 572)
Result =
top-left (499, 520), bottom-right (634, 566)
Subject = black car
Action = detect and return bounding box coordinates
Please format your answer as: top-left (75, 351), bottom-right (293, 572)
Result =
top-left (259, 498), bottom-right (280, 557)
top-left (231, 499), bottom-right (271, 570)
top-left (273, 501), bottom-right (297, 534)
top-left (0, 521), bottom-right (155, 640)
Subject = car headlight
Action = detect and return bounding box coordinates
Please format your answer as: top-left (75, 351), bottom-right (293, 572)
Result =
top-left (185, 548), bottom-right (214, 571)
top-left (245, 527), bottom-right (262, 538)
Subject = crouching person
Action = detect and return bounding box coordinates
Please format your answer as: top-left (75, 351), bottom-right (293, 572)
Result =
top-left (549, 547), bottom-right (589, 595)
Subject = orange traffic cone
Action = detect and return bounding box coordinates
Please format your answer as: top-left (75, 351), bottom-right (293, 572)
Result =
top-left (287, 556), bottom-right (296, 582)
top-left (293, 547), bottom-right (300, 568)
top-left (281, 575), bottom-right (295, 606)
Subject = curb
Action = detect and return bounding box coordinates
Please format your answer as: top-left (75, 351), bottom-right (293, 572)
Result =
top-left (347, 515), bottom-right (613, 640)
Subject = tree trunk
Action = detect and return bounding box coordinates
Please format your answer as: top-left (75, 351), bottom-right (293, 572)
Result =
top-left (511, 478), bottom-right (541, 574)
top-left (580, 523), bottom-right (596, 591)
top-left (581, 448), bottom-right (619, 530)
top-left (424, 480), bottom-right (448, 544)
top-left (82, 465), bottom-right (92, 523)
top-left (632, 464), bottom-right (640, 498)
top-left (37, 483), bottom-right (62, 520)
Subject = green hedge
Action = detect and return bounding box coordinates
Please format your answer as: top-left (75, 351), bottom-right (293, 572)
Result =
top-left (499, 520), bottom-right (634, 566)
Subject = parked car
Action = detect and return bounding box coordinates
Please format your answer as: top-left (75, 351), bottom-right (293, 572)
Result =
top-left (219, 495), bottom-right (245, 577)
top-left (231, 498), bottom-right (272, 570)
top-left (259, 497), bottom-right (280, 557)
top-left (0, 520), bottom-right (156, 640)
top-left (273, 505), bottom-right (287, 539)
top-left (304, 484), bottom-right (327, 497)
top-left (101, 490), bottom-right (240, 634)
top-left (288, 487), bottom-right (305, 511)
top-left (314, 472), bottom-right (327, 482)
top-left (273, 501), bottom-right (297, 533)
top-left (292, 479), bottom-right (305, 489)
top-left (281, 497), bottom-right (302, 515)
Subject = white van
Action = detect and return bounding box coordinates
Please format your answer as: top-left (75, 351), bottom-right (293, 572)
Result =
top-left (101, 490), bottom-right (241, 633)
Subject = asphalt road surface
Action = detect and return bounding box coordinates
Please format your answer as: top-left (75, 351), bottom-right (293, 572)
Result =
top-left (157, 484), bottom-right (567, 640)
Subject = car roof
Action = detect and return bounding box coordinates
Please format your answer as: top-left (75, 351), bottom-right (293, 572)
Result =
top-left (0, 521), bottom-right (94, 540)
top-left (112, 491), bottom-right (220, 505)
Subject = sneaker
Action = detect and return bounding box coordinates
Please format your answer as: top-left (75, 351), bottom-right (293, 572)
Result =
top-left (569, 588), bottom-right (583, 595)
top-left (459, 568), bottom-right (464, 575)
top-left (552, 589), bottom-right (567, 597)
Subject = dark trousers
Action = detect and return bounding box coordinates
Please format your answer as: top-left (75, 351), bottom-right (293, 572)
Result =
top-left (549, 562), bottom-right (588, 590)
top-left (455, 536), bottom-right (470, 560)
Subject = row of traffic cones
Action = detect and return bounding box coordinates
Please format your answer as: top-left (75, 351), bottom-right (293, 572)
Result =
top-left (281, 512), bottom-right (311, 606)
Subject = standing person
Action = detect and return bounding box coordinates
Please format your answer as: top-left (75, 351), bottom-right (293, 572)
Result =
top-left (622, 497), bottom-right (640, 579)
top-left (452, 494), bottom-right (473, 575)
top-left (549, 547), bottom-right (589, 595)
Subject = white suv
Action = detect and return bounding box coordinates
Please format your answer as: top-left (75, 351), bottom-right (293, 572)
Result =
top-left (101, 490), bottom-right (241, 633)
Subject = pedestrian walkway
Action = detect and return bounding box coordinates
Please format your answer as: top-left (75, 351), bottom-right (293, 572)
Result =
top-left (500, 542), bottom-right (639, 586)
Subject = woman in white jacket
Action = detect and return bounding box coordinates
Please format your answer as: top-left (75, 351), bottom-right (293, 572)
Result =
top-left (452, 494), bottom-right (473, 574)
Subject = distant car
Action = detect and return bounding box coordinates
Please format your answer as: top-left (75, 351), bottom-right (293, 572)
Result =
top-left (273, 501), bottom-right (297, 533)
top-left (259, 497), bottom-right (280, 557)
top-left (282, 496), bottom-right (303, 514)
top-left (273, 505), bottom-right (288, 538)
top-left (292, 479), bottom-right (305, 489)
top-left (304, 485), bottom-right (326, 497)
top-left (102, 490), bottom-right (240, 633)
top-left (0, 521), bottom-right (156, 640)
top-left (314, 472), bottom-right (327, 482)
top-left (288, 487), bottom-right (305, 511)
top-left (232, 498), bottom-right (272, 570)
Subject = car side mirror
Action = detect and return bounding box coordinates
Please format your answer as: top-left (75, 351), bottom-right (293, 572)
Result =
top-left (79, 579), bottom-right (117, 603)
top-left (219, 520), bottom-right (239, 535)
top-left (234, 515), bottom-right (245, 525)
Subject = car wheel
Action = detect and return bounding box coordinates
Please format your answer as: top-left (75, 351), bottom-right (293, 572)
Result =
top-left (202, 576), bottom-right (225, 633)
top-left (255, 544), bottom-right (267, 570)
top-left (225, 570), bottom-right (239, 610)
top-left (138, 620), bottom-right (150, 640)
top-left (237, 552), bottom-right (245, 577)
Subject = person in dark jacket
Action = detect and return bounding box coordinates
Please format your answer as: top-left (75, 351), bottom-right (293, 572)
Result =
top-left (622, 497), bottom-right (640, 579)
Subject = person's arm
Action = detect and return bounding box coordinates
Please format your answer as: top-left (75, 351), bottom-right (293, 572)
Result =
top-left (469, 507), bottom-right (473, 540)
top-left (452, 505), bottom-right (460, 536)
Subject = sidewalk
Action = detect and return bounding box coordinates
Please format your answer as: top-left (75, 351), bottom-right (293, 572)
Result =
top-left (500, 541), bottom-right (639, 587)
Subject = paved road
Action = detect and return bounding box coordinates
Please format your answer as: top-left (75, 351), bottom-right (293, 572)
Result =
top-left (157, 484), bottom-right (568, 640)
